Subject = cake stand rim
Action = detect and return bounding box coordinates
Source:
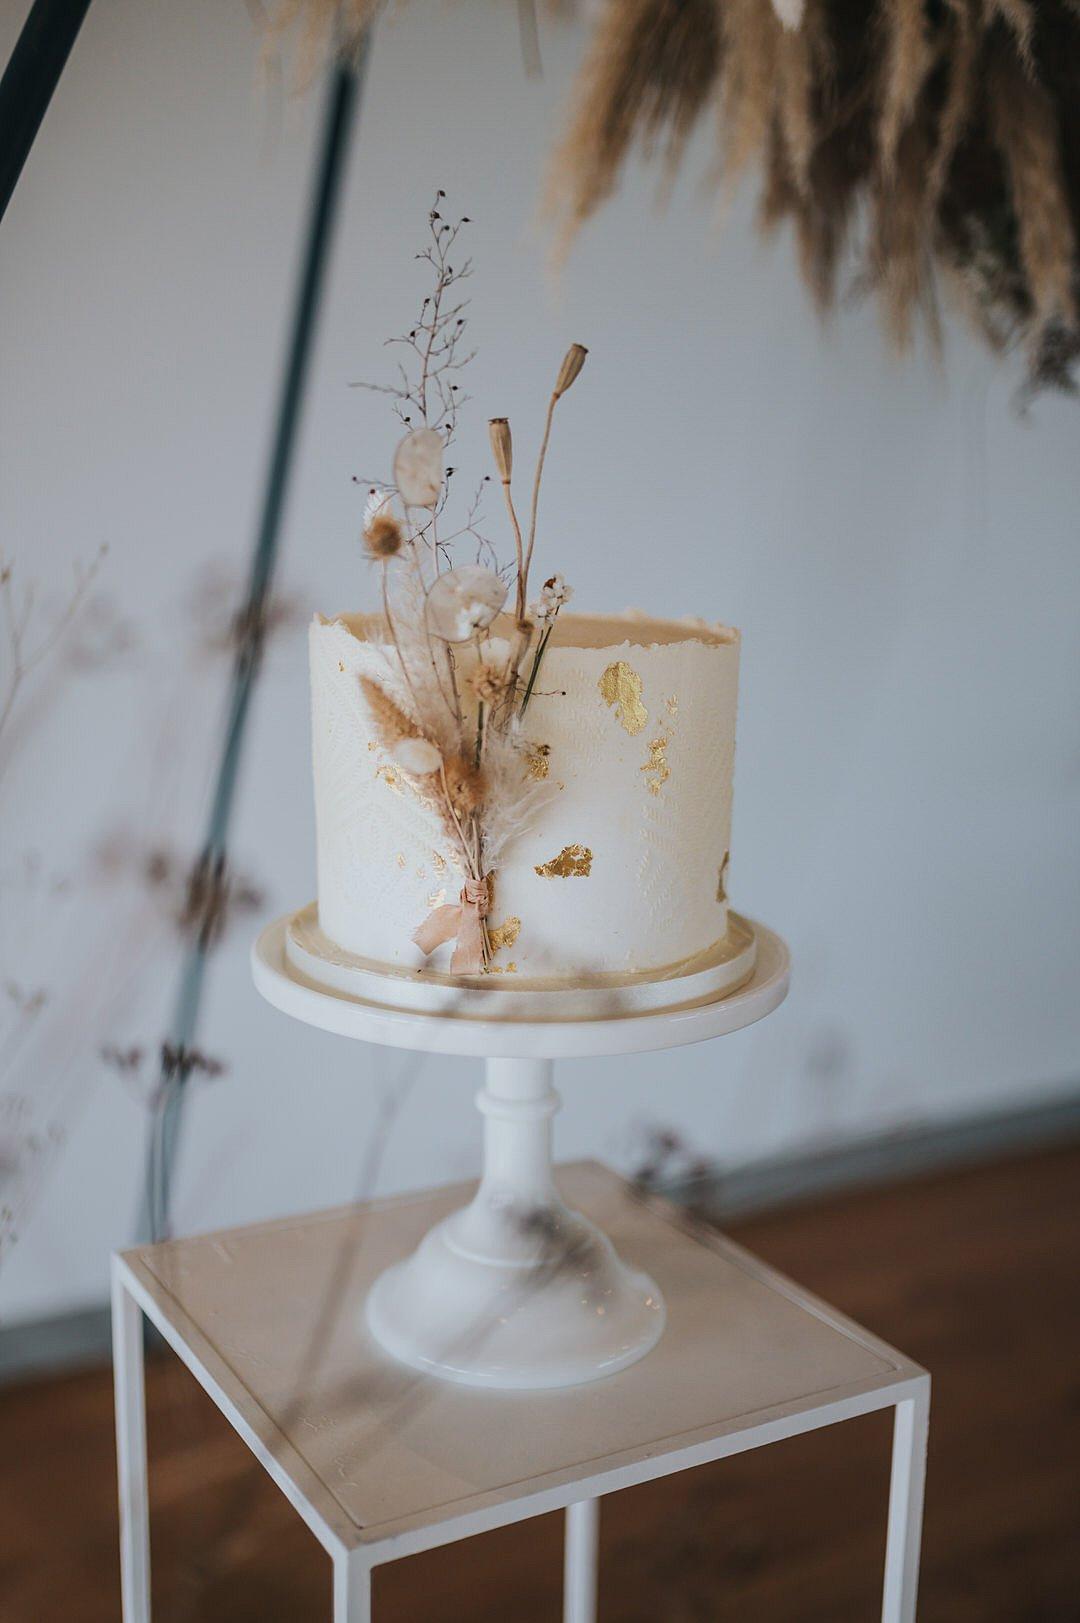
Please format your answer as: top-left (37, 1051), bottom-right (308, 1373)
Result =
top-left (250, 909), bottom-right (789, 1059)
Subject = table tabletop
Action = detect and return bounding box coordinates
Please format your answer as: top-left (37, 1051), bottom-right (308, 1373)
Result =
top-left (119, 1162), bottom-right (924, 1555)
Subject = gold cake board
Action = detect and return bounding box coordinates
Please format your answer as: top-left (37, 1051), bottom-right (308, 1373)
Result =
top-left (284, 903), bottom-right (758, 1024)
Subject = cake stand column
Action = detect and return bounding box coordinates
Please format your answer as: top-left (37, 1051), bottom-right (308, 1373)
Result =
top-left (450, 1058), bottom-right (559, 1260)
top-left (365, 1054), bottom-right (665, 1389)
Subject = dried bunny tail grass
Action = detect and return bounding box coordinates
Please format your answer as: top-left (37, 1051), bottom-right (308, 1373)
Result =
top-left (546, 0), bottom-right (722, 250)
top-left (718, 0), bottom-right (783, 193)
top-left (878, 0), bottom-right (934, 173)
top-left (359, 676), bottom-right (421, 750)
top-left (988, 38), bottom-right (1077, 332)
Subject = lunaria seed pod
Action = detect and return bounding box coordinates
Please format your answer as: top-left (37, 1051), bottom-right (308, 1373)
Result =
top-left (393, 427), bottom-right (444, 508)
top-left (391, 737), bottom-right (442, 776)
top-left (426, 565), bottom-right (508, 642)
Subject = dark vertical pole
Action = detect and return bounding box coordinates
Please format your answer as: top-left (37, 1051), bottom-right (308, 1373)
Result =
top-left (142, 41), bottom-right (369, 1241)
top-left (0, 0), bottom-right (93, 227)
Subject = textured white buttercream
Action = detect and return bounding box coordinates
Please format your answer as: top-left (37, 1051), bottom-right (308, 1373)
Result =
top-left (309, 611), bottom-right (739, 979)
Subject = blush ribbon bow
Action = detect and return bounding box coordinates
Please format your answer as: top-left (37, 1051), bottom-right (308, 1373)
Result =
top-left (413, 874), bottom-right (490, 974)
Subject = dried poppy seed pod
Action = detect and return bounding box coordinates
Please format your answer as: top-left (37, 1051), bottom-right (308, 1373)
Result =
top-left (488, 417), bottom-right (513, 482)
top-left (554, 344), bottom-right (588, 398)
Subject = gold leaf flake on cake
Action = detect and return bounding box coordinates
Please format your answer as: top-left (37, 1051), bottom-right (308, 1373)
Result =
top-left (367, 740), bottom-right (378, 752)
top-left (338, 660), bottom-right (346, 673)
top-left (525, 743), bottom-right (551, 780)
top-left (641, 736), bottom-right (670, 796)
top-left (432, 851), bottom-right (447, 874)
top-left (535, 844), bottom-right (593, 878)
top-left (598, 661), bottom-right (647, 736)
top-left (488, 915), bottom-right (521, 952)
top-left (376, 764), bottom-right (403, 794)
top-left (717, 851), bottom-right (730, 903)
top-left (395, 852), bottom-right (407, 870)
top-left (487, 962), bottom-right (518, 974)
top-left (427, 886), bottom-right (447, 909)
top-left (666, 694), bottom-right (679, 719)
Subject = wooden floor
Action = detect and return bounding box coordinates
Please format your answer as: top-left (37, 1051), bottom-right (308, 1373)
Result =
top-left (3, 1140), bottom-right (1079, 1621)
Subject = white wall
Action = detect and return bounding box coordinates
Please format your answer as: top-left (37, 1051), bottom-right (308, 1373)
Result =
top-left (2, 0), bottom-right (1078, 1326)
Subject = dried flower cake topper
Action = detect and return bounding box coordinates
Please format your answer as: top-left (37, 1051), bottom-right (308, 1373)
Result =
top-left (350, 197), bottom-right (584, 972)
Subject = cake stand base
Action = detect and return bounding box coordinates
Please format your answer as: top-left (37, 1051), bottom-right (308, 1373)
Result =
top-left (252, 909), bottom-right (790, 1391)
top-left (366, 1058), bottom-right (664, 1389)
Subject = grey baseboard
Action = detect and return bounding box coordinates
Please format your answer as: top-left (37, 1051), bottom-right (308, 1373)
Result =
top-left (0, 1301), bottom-right (113, 1386)
top-left (669, 1085), bottom-right (1080, 1221)
top-left (2, 1085), bottom-right (1078, 1386)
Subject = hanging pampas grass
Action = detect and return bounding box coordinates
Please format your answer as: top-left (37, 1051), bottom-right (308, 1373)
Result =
top-left (546, 0), bottom-right (1080, 397)
top-left (546, 0), bottom-right (722, 250)
top-left (276, 1), bottom-right (1080, 393)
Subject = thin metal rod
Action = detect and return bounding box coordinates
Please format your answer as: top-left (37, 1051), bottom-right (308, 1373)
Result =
top-left (141, 42), bottom-right (369, 1241)
top-left (0, 0), bottom-right (92, 227)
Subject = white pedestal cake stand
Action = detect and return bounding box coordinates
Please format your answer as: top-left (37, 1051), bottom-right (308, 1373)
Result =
top-left (251, 910), bottom-right (789, 1390)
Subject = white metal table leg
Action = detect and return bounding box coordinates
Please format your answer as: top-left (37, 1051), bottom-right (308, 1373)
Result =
top-left (881, 1382), bottom-right (930, 1623)
top-left (333, 1551), bottom-right (372, 1622)
top-left (112, 1264), bottom-right (151, 1623)
top-left (564, 1496), bottom-right (599, 1623)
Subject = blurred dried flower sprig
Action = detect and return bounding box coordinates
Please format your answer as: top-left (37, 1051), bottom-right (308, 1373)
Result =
top-left (0, 545), bottom-right (108, 779)
top-left (277, 0), bottom-right (1080, 399)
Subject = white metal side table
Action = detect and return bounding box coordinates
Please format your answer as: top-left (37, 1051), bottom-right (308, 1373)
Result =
top-left (112, 1161), bottom-right (930, 1622)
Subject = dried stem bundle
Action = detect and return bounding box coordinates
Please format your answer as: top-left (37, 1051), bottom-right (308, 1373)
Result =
top-left (351, 200), bottom-right (578, 970)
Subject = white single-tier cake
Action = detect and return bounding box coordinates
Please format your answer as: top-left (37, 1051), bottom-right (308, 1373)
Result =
top-left (309, 610), bottom-right (739, 981)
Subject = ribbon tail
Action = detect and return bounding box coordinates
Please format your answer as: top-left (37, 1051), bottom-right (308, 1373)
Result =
top-left (450, 900), bottom-right (485, 975)
top-left (413, 903), bottom-right (463, 957)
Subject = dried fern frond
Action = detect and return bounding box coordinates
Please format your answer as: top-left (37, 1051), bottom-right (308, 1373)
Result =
top-left (480, 725), bottom-right (561, 869)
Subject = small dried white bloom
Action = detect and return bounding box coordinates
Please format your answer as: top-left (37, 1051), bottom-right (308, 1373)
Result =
top-left (530, 573), bottom-right (573, 623)
top-left (426, 565), bottom-right (508, 643)
top-left (393, 427), bottom-right (443, 508)
top-left (391, 736), bottom-right (442, 776)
